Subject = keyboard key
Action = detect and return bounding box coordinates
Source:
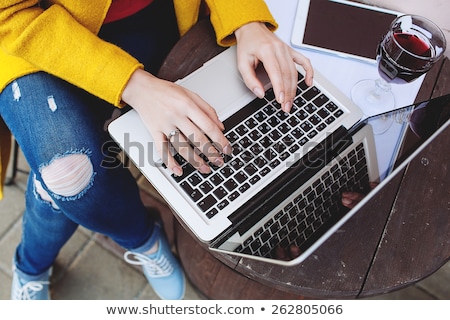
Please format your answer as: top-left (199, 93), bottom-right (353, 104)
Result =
top-left (249, 175), bottom-right (261, 185)
top-left (238, 183), bottom-right (251, 193)
top-left (230, 158), bottom-right (245, 171)
top-left (228, 191), bottom-right (240, 202)
top-left (188, 173), bottom-right (202, 186)
top-left (298, 79), bottom-right (309, 91)
top-left (234, 171), bottom-right (248, 184)
top-left (244, 163), bottom-right (258, 176)
top-left (302, 86), bottom-right (320, 101)
top-left (254, 110), bottom-right (268, 122)
top-left (210, 174), bottom-right (224, 186)
top-left (269, 129), bottom-right (282, 141)
top-left (317, 108), bottom-right (330, 119)
top-left (267, 116), bottom-right (281, 127)
top-left (309, 114), bottom-right (321, 125)
top-left (235, 124), bottom-right (248, 136)
top-left (217, 199), bottom-right (229, 210)
top-left (313, 94), bottom-right (329, 107)
top-left (220, 166), bottom-right (234, 178)
top-left (214, 186), bottom-right (228, 199)
top-left (300, 122), bottom-right (313, 132)
top-left (245, 118), bottom-right (258, 129)
top-left (265, 88), bottom-right (275, 101)
top-left (199, 181), bottom-right (213, 194)
top-left (224, 179), bottom-right (238, 192)
top-left (254, 156), bottom-right (268, 168)
top-left (206, 208), bottom-right (219, 219)
top-left (198, 195), bottom-right (217, 212)
top-left (248, 129), bottom-right (262, 141)
top-left (238, 136), bottom-right (252, 148)
top-left (325, 101), bottom-right (339, 112)
top-left (304, 103), bottom-right (318, 114)
top-left (287, 116), bottom-right (300, 127)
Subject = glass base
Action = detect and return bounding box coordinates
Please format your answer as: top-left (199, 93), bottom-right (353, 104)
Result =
top-left (369, 113), bottom-right (394, 135)
top-left (351, 79), bottom-right (395, 114)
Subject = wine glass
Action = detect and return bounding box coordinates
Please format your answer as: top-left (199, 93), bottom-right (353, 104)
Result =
top-left (351, 14), bottom-right (446, 133)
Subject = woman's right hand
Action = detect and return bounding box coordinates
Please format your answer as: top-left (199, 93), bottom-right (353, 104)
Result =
top-left (121, 69), bottom-right (232, 176)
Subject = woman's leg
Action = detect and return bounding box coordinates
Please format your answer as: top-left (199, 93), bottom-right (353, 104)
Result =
top-left (1, 0), bottom-right (183, 299)
top-left (2, 72), bottom-right (185, 300)
top-left (0, 72), bottom-right (155, 276)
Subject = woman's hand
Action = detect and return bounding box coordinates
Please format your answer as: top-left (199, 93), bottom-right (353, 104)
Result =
top-left (121, 69), bottom-right (232, 176)
top-left (341, 182), bottom-right (379, 209)
top-left (234, 22), bottom-right (314, 113)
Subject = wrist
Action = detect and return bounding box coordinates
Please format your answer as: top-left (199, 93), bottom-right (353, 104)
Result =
top-left (121, 68), bottom-right (153, 107)
top-left (235, 21), bottom-right (267, 42)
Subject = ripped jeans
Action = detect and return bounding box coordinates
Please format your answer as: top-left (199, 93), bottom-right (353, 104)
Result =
top-left (0, 0), bottom-right (180, 276)
top-left (0, 73), bottom-right (159, 275)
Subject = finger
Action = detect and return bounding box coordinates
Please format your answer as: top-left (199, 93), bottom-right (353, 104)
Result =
top-left (292, 49), bottom-right (314, 86)
top-left (341, 191), bottom-right (365, 209)
top-left (343, 191), bottom-right (366, 201)
top-left (275, 246), bottom-right (289, 261)
top-left (187, 90), bottom-right (225, 131)
top-left (341, 197), bottom-right (356, 209)
top-left (177, 120), bottom-right (225, 168)
top-left (153, 132), bottom-right (183, 177)
top-left (183, 98), bottom-right (232, 156)
top-left (289, 245), bottom-right (302, 258)
top-left (169, 130), bottom-right (212, 174)
top-left (369, 182), bottom-right (379, 190)
top-left (237, 55), bottom-right (266, 99)
top-left (257, 47), bottom-right (298, 113)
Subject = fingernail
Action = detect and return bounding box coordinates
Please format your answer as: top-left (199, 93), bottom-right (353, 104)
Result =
top-left (214, 157), bottom-right (224, 167)
top-left (253, 87), bottom-right (264, 99)
top-left (172, 166), bottom-right (183, 177)
top-left (223, 144), bottom-right (232, 155)
top-left (284, 100), bottom-right (293, 112)
top-left (200, 164), bottom-right (211, 174)
top-left (279, 91), bottom-right (285, 104)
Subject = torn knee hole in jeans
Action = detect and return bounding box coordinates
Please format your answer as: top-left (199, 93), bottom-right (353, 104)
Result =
top-left (40, 152), bottom-right (95, 201)
top-left (34, 177), bottom-right (60, 210)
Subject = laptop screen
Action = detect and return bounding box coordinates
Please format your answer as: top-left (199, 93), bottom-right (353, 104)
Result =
top-left (211, 94), bottom-right (450, 264)
top-left (369, 94), bottom-right (450, 178)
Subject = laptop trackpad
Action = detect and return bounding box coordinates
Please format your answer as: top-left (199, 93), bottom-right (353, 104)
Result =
top-left (178, 58), bottom-right (253, 118)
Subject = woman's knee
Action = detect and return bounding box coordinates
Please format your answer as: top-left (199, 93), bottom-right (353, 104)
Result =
top-left (39, 152), bottom-right (95, 201)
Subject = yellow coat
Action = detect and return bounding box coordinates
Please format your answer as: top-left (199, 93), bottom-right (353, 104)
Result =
top-left (0, 0), bottom-right (277, 199)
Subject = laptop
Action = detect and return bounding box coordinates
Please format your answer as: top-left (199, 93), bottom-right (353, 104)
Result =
top-left (108, 46), bottom-right (450, 266)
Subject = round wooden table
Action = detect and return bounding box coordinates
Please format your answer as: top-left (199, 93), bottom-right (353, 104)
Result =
top-left (157, 19), bottom-right (450, 299)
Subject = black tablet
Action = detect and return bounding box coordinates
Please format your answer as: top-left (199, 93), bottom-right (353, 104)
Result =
top-left (291, 0), bottom-right (401, 63)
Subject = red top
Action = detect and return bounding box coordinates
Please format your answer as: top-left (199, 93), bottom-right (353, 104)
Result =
top-left (104, 0), bottom-right (154, 24)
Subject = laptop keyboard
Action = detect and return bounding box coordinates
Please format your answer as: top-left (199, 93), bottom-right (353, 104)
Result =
top-left (170, 73), bottom-right (345, 219)
top-left (235, 142), bottom-right (370, 258)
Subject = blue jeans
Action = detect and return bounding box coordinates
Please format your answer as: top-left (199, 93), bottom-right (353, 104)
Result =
top-left (0, 0), bottom-right (179, 276)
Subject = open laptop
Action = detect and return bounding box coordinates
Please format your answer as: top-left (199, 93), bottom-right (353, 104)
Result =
top-left (108, 46), bottom-right (450, 266)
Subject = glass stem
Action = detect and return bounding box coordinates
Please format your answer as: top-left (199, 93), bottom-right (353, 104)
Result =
top-left (368, 78), bottom-right (392, 103)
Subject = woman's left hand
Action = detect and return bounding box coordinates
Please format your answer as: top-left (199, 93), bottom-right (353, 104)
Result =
top-left (234, 22), bottom-right (314, 113)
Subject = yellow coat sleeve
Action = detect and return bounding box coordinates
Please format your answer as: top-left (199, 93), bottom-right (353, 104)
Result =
top-left (206, 0), bottom-right (278, 46)
top-left (174, 0), bottom-right (278, 46)
top-left (0, 0), bottom-right (143, 107)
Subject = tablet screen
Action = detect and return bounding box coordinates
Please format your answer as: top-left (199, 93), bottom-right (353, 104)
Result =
top-left (302, 0), bottom-right (399, 61)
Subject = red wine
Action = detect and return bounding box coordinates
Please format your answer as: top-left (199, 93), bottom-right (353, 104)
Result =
top-left (395, 33), bottom-right (432, 57)
top-left (377, 32), bottom-right (433, 84)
